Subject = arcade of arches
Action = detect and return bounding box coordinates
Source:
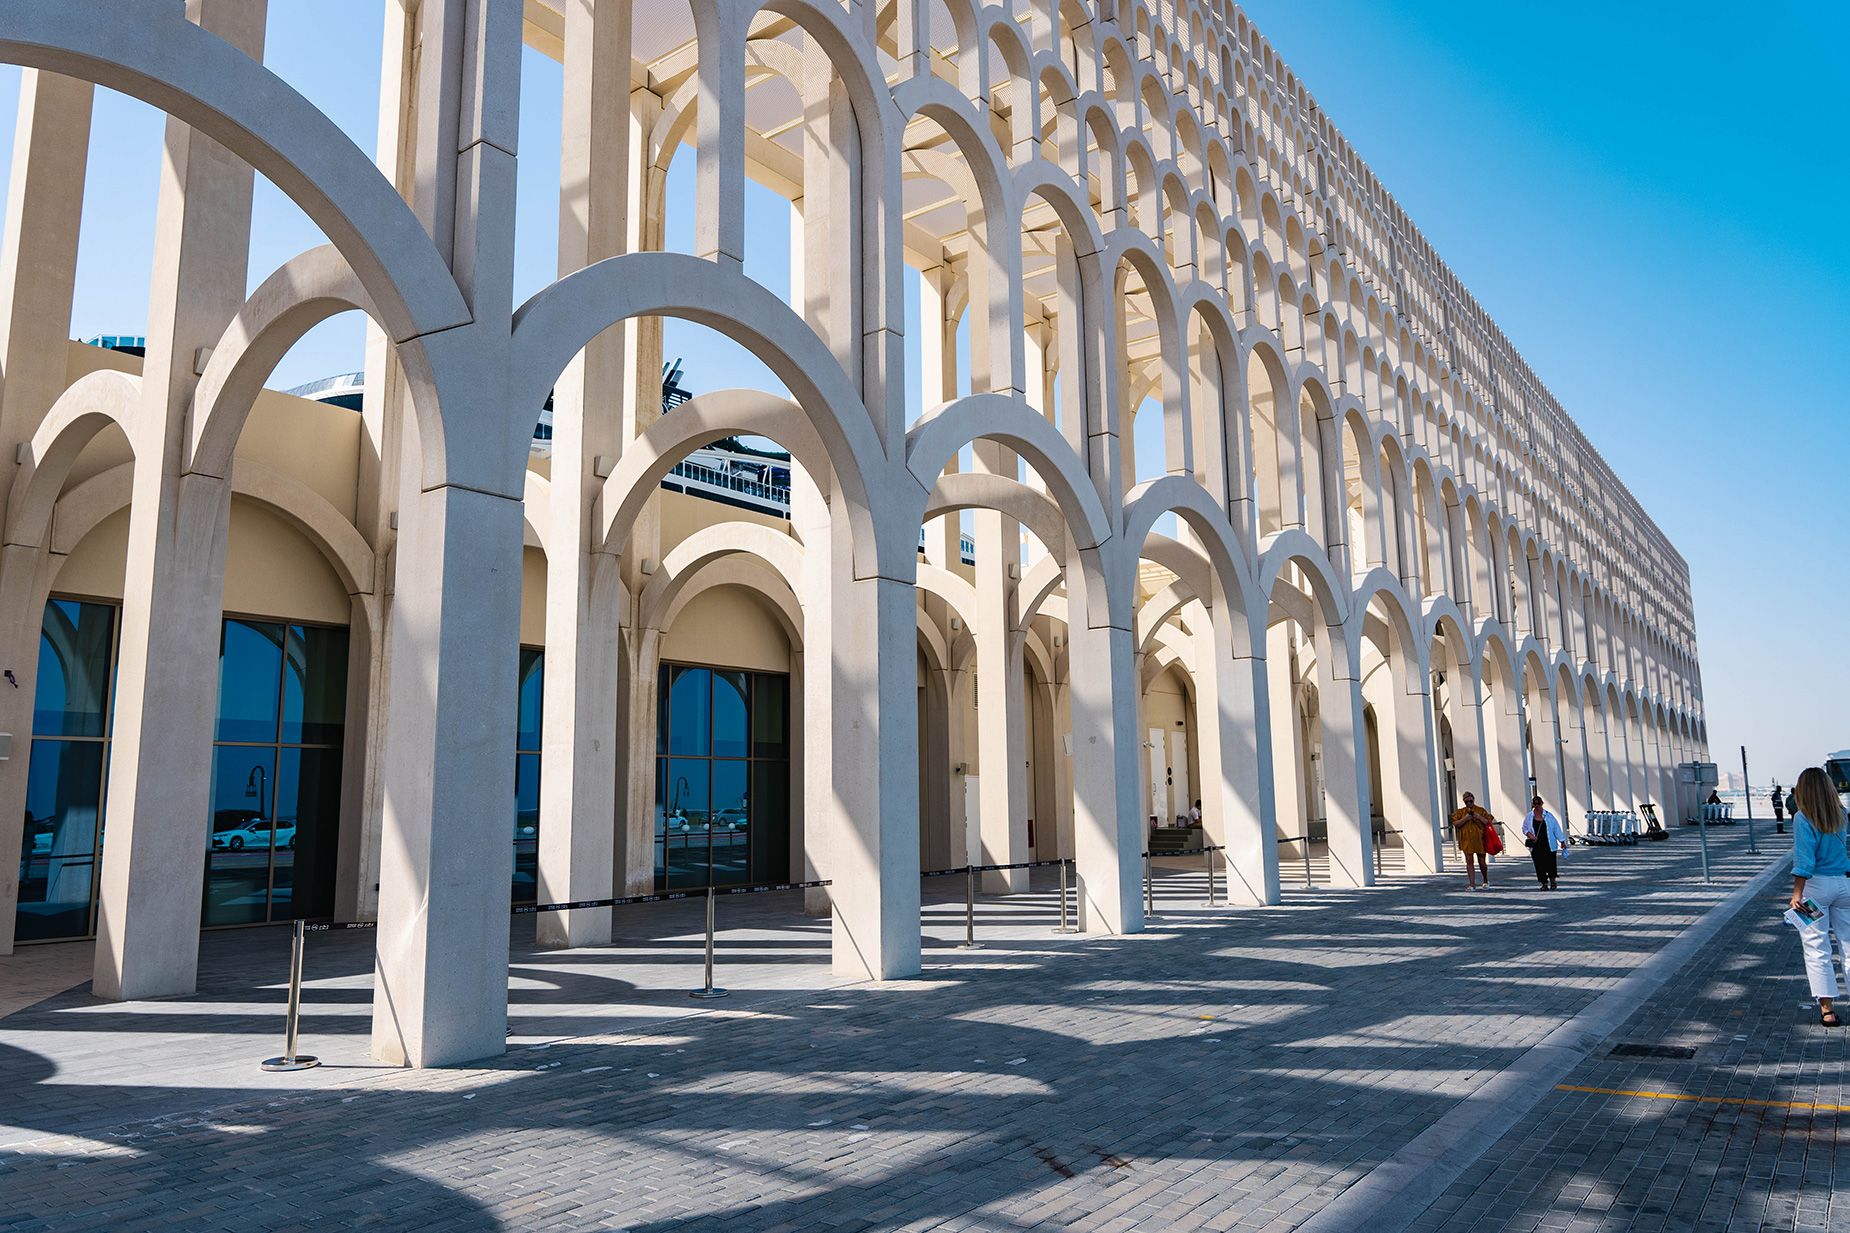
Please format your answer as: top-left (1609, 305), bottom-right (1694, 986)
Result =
top-left (0, 0), bottom-right (1705, 1067)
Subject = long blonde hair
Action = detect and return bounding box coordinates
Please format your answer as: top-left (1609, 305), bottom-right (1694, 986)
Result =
top-left (1795, 766), bottom-right (1846, 834)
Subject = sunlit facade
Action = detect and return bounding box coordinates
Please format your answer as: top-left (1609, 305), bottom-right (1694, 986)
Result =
top-left (0, 1), bottom-right (1703, 1067)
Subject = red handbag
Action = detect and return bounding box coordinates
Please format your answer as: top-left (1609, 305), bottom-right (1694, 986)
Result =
top-left (1484, 821), bottom-right (1504, 856)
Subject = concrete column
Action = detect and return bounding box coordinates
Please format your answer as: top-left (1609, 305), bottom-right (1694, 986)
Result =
top-left (333, 595), bottom-right (386, 923)
top-left (1044, 674), bottom-right (1074, 860)
top-left (372, 483), bottom-right (525, 1065)
top-left (917, 264), bottom-right (961, 571)
top-left (343, 0), bottom-right (424, 928)
top-left (1485, 677), bottom-right (1528, 837)
top-left (1265, 622), bottom-right (1306, 865)
top-left (973, 501), bottom-right (1027, 893)
top-left (1557, 699), bottom-right (1590, 828)
top-left (1319, 628), bottom-right (1375, 888)
top-left (1392, 671), bottom-right (1444, 874)
top-left (370, 0), bottom-right (525, 1067)
top-left (0, 68), bottom-right (94, 953)
top-left (618, 625), bottom-right (661, 896)
top-left (825, 565), bottom-right (921, 979)
top-left (1192, 602), bottom-right (1279, 905)
top-left (94, 0), bottom-right (265, 1001)
top-left (536, 0), bottom-right (634, 948)
top-left (1066, 568), bottom-right (1142, 934)
top-left (932, 665), bottom-right (969, 867)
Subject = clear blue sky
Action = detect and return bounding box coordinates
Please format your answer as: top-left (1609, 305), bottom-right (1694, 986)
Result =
top-left (0, 2), bottom-right (1843, 783)
top-left (1236, 0), bottom-right (1850, 785)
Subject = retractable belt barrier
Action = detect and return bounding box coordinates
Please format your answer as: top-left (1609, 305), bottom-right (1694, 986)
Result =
top-left (264, 877), bottom-right (834, 1070)
top-left (262, 856), bottom-right (1104, 1071)
top-left (924, 858), bottom-right (1075, 947)
top-left (1139, 844), bottom-right (1225, 916)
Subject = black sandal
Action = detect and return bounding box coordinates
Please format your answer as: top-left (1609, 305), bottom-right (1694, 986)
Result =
top-left (1821, 1008), bottom-right (1841, 1028)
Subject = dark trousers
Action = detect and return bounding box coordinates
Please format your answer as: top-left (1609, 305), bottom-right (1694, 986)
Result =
top-left (1529, 842), bottom-right (1558, 886)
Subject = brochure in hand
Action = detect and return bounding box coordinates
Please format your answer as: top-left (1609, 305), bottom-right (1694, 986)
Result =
top-left (1785, 898), bottom-right (1826, 931)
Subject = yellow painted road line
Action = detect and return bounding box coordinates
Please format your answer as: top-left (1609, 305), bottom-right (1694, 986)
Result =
top-left (1555, 1084), bottom-right (1850, 1113)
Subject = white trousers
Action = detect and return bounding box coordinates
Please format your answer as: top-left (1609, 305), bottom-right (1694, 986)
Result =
top-left (1799, 874), bottom-right (1850, 999)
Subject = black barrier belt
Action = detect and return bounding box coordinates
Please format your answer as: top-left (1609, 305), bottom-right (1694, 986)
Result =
top-left (921, 857), bottom-right (1072, 879)
top-left (1139, 844), bottom-right (1226, 859)
top-left (515, 878), bottom-right (834, 916)
top-left (302, 920), bottom-right (378, 933)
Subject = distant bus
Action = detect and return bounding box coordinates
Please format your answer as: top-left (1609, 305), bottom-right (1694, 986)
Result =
top-left (1827, 751), bottom-right (1850, 799)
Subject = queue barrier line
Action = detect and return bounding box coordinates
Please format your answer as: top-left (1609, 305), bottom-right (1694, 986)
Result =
top-left (1139, 845), bottom-right (1226, 916)
top-left (264, 858), bottom-right (1092, 1070)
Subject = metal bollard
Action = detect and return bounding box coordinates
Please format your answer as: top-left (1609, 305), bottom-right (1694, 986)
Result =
top-left (958, 866), bottom-right (979, 949)
top-left (1144, 854), bottom-right (1155, 917)
top-left (1054, 859), bottom-right (1077, 933)
top-left (1204, 846), bottom-right (1218, 907)
top-left (262, 920), bottom-right (320, 1072)
top-left (1301, 832), bottom-right (1314, 886)
top-left (689, 887), bottom-right (729, 999)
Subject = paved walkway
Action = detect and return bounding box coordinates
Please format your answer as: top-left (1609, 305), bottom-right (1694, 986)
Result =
top-left (0, 827), bottom-right (1788, 1231)
top-left (1410, 835), bottom-right (1846, 1233)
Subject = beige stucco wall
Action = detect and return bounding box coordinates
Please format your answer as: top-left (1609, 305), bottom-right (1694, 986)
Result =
top-left (660, 584), bottom-right (790, 672)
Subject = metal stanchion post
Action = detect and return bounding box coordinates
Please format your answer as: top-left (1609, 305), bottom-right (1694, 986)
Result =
top-left (1144, 854), bottom-right (1155, 917)
top-left (262, 920), bottom-right (320, 1072)
top-left (1697, 809), bottom-right (1711, 885)
top-left (1054, 859), bottom-right (1077, 933)
top-left (1301, 832), bottom-right (1313, 886)
top-left (1742, 746), bottom-right (1757, 855)
top-left (690, 887), bottom-right (729, 999)
top-left (1204, 846), bottom-right (1217, 906)
top-left (958, 866), bottom-right (979, 949)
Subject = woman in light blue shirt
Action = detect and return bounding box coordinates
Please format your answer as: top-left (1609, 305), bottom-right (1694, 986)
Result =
top-left (1789, 767), bottom-right (1850, 1027)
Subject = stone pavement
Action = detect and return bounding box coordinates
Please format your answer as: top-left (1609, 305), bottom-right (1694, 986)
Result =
top-left (1409, 834), bottom-right (1846, 1233)
top-left (0, 827), bottom-right (1782, 1231)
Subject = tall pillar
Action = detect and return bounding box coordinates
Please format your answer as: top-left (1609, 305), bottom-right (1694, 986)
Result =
top-left (1485, 675), bottom-right (1528, 836)
top-left (536, 0), bottom-right (634, 948)
top-left (973, 491), bottom-right (1028, 892)
top-left (93, 0), bottom-right (265, 1001)
top-left (0, 69), bottom-right (94, 954)
top-left (1192, 601), bottom-right (1278, 905)
top-left (1392, 669), bottom-right (1444, 874)
top-left (372, 482), bottom-right (525, 1065)
top-left (370, 0), bottom-right (526, 1067)
top-left (1319, 625), bottom-right (1374, 889)
top-left (825, 562), bottom-right (921, 979)
top-left (1266, 622), bottom-right (1306, 870)
top-left (1066, 589), bottom-right (1143, 934)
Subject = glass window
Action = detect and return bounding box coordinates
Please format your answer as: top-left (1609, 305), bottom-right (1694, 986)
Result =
top-left (751, 674), bottom-right (786, 759)
top-left (662, 757), bottom-right (710, 888)
top-left (204, 745), bottom-right (279, 927)
top-left (207, 619), bottom-right (348, 927)
top-left (277, 746), bottom-right (342, 922)
top-left (216, 619), bottom-right (283, 743)
top-left (710, 759), bottom-right (750, 885)
top-left (516, 647), bottom-right (544, 752)
top-left (281, 624), bottom-right (349, 745)
top-left (15, 739), bottom-right (105, 942)
top-left (33, 599), bottom-right (115, 738)
top-left (653, 662), bottom-right (791, 890)
top-left (667, 666), bottom-right (710, 756)
top-left (512, 750), bottom-right (540, 903)
top-left (712, 671), bottom-right (749, 758)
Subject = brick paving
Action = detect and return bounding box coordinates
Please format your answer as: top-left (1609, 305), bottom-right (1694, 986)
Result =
top-left (0, 827), bottom-right (1779, 1231)
top-left (1409, 831), bottom-right (1845, 1233)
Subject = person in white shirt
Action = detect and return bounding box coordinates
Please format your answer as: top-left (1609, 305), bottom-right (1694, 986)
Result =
top-left (1521, 795), bottom-right (1568, 890)
top-left (1187, 800), bottom-right (1202, 828)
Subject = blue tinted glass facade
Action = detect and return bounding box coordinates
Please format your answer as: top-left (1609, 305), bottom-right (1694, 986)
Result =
top-left (12, 600), bottom-right (349, 943)
top-left (655, 663), bottom-right (790, 890)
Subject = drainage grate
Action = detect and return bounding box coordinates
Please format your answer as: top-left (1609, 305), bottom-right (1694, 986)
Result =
top-left (1607, 1042), bottom-right (1697, 1060)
